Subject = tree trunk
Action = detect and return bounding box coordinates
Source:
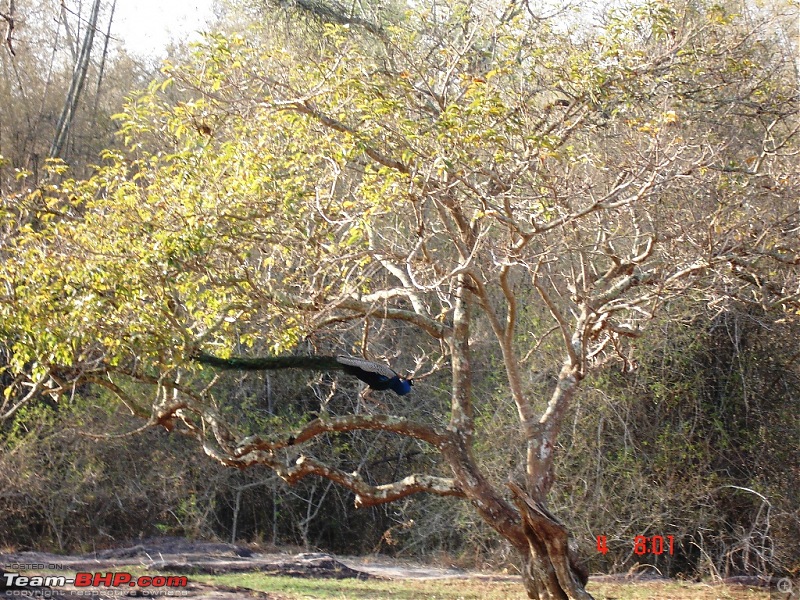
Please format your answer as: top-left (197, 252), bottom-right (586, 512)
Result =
top-left (49, 0), bottom-right (101, 159)
top-left (509, 482), bottom-right (593, 600)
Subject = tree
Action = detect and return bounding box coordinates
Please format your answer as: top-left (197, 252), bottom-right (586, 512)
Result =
top-left (0, 0), bottom-right (147, 187)
top-left (1, 0), bottom-right (797, 597)
top-left (49, 0), bottom-right (103, 159)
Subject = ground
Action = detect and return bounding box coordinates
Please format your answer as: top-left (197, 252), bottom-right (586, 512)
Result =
top-left (0, 538), bottom-right (777, 599)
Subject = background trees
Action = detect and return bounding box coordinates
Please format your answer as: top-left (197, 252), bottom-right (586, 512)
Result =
top-left (0, 0), bottom-right (798, 597)
top-left (0, 0), bottom-right (156, 187)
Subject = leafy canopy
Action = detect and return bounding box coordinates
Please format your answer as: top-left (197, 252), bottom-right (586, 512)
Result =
top-left (1, 0), bottom-right (796, 392)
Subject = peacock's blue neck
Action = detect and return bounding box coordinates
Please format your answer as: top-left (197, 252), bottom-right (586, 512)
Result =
top-left (390, 378), bottom-right (413, 396)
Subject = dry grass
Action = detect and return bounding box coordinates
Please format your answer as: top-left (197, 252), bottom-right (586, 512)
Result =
top-left (193, 573), bottom-right (770, 599)
top-left (587, 578), bottom-right (769, 600)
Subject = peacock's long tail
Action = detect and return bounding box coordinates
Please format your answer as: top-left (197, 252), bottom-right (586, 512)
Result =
top-left (193, 352), bottom-right (342, 371)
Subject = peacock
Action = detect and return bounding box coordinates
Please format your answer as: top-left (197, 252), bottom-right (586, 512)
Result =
top-left (193, 352), bottom-right (413, 396)
top-left (334, 355), bottom-right (413, 396)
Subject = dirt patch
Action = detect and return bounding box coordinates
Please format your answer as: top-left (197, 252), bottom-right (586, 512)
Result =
top-left (338, 555), bottom-right (517, 581)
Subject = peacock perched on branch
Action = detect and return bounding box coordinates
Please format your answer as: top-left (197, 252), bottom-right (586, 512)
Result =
top-left (193, 352), bottom-right (414, 396)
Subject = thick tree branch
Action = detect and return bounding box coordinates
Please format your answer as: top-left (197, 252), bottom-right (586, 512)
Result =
top-left (471, 263), bottom-right (538, 454)
top-left (497, 264), bottom-right (530, 413)
top-left (235, 414), bottom-right (452, 456)
top-left (450, 273), bottom-right (474, 439)
top-left (533, 273), bottom-right (578, 367)
top-left (334, 296), bottom-right (451, 338)
top-left (284, 456), bottom-right (463, 507)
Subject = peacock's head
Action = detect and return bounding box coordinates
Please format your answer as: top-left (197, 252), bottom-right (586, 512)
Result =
top-left (391, 378), bottom-right (414, 396)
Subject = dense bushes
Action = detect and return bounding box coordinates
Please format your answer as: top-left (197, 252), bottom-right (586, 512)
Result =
top-left (552, 306), bottom-right (800, 578)
top-left (0, 372), bottom-right (407, 554)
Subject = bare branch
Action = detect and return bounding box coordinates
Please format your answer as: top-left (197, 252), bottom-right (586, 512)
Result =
top-left (0, 370), bottom-right (50, 422)
top-left (285, 456), bottom-right (464, 507)
top-left (83, 375), bottom-right (150, 418)
top-left (533, 273), bottom-right (578, 367)
top-left (235, 414), bottom-right (452, 457)
top-left (334, 296), bottom-right (451, 338)
top-left (1, 0), bottom-right (15, 56)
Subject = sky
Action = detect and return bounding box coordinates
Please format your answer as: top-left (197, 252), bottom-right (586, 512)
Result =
top-left (111, 0), bottom-right (218, 59)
